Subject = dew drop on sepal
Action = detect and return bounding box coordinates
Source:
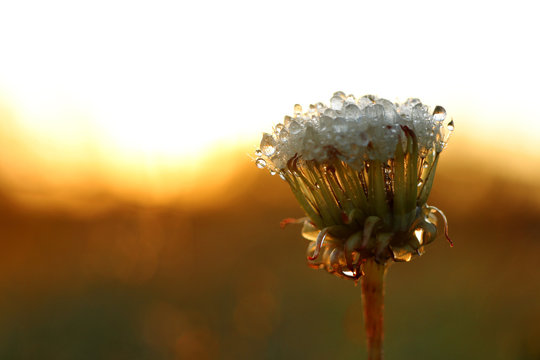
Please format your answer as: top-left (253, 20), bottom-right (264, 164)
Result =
top-left (432, 105), bottom-right (446, 122)
top-left (447, 118), bottom-right (455, 131)
top-left (256, 158), bottom-right (267, 169)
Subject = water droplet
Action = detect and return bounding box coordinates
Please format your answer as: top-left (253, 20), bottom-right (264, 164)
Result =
top-left (391, 247), bottom-right (412, 262)
top-left (260, 133), bottom-right (277, 156)
top-left (404, 98), bottom-right (421, 108)
top-left (333, 91), bottom-right (346, 98)
top-left (422, 162), bottom-right (429, 168)
top-left (345, 94), bottom-right (356, 103)
top-left (417, 179), bottom-right (424, 187)
top-left (293, 104), bottom-right (303, 115)
top-left (323, 108), bottom-right (337, 118)
top-left (357, 95), bottom-right (376, 109)
top-left (269, 169), bottom-right (276, 175)
top-left (414, 228), bottom-right (424, 245)
top-left (342, 269), bottom-right (356, 278)
top-left (447, 119), bottom-right (455, 131)
top-left (256, 158), bottom-right (266, 169)
top-left (343, 104), bottom-right (361, 119)
top-left (332, 117), bottom-right (348, 133)
top-left (375, 98), bottom-right (392, 108)
top-left (411, 103), bottom-right (429, 123)
top-left (274, 123), bottom-right (284, 134)
top-left (433, 105), bottom-right (446, 122)
top-left (279, 171), bottom-right (286, 180)
top-left (288, 120), bottom-right (302, 135)
top-left (401, 253), bottom-right (412, 262)
top-left (279, 129), bottom-right (289, 142)
top-left (319, 115), bottom-right (333, 132)
top-left (283, 115), bottom-right (292, 127)
top-left (330, 95), bottom-right (345, 111)
top-left (364, 104), bottom-right (384, 121)
top-left (255, 149), bottom-right (262, 156)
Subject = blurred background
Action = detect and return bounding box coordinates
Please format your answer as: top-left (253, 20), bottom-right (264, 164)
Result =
top-left (1, 0), bottom-right (540, 359)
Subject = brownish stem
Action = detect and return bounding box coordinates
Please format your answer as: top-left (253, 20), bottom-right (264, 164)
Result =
top-left (361, 259), bottom-right (388, 360)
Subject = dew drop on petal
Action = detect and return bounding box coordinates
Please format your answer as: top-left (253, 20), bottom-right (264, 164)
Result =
top-left (319, 115), bottom-right (334, 131)
top-left (283, 115), bottom-right (292, 127)
top-left (357, 95), bottom-right (376, 109)
top-left (256, 158), bottom-right (266, 169)
top-left (433, 105), bottom-right (447, 122)
top-left (260, 133), bottom-right (277, 156)
top-left (288, 120), bottom-right (302, 135)
top-left (345, 94), bottom-right (356, 103)
top-left (332, 117), bottom-right (348, 133)
top-left (323, 108), bottom-right (337, 118)
top-left (343, 104), bottom-right (361, 119)
top-left (330, 95), bottom-right (345, 111)
top-left (364, 104), bottom-right (384, 121)
top-left (269, 169), bottom-right (276, 175)
top-left (255, 149), bottom-right (262, 156)
top-left (404, 98), bottom-right (421, 108)
top-left (279, 171), bottom-right (286, 180)
top-left (293, 104), bottom-right (303, 115)
top-left (375, 98), bottom-right (393, 108)
top-left (279, 129), bottom-right (289, 142)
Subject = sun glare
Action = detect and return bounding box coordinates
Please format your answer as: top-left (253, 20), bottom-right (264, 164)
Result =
top-left (1, 0), bottom-right (539, 210)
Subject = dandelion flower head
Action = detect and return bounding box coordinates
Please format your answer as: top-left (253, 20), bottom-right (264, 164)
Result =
top-left (255, 92), bottom-right (454, 280)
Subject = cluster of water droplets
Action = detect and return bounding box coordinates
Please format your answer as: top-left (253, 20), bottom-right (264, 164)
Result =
top-left (255, 92), bottom-right (454, 173)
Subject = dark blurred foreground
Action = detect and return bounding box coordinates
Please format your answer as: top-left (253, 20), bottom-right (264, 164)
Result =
top-left (1, 151), bottom-right (540, 360)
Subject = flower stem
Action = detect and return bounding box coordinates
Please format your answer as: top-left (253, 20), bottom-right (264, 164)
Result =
top-left (361, 259), bottom-right (388, 360)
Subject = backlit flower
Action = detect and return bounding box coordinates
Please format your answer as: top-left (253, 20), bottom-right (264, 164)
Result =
top-left (255, 92), bottom-right (454, 280)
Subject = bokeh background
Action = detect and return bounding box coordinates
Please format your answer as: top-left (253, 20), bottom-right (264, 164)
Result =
top-left (1, 0), bottom-right (540, 359)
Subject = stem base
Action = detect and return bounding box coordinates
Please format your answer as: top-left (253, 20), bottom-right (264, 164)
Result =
top-left (361, 259), bottom-right (388, 360)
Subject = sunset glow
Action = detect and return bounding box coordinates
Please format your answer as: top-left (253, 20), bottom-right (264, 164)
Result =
top-left (1, 2), bottom-right (540, 359)
top-left (1, 0), bottom-right (539, 210)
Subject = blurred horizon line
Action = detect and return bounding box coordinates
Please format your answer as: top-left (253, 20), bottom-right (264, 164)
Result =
top-left (1, 133), bottom-right (539, 216)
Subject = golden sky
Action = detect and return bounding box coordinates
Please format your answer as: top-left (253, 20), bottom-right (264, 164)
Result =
top-left (0, 0), bottom-right (539, 209)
